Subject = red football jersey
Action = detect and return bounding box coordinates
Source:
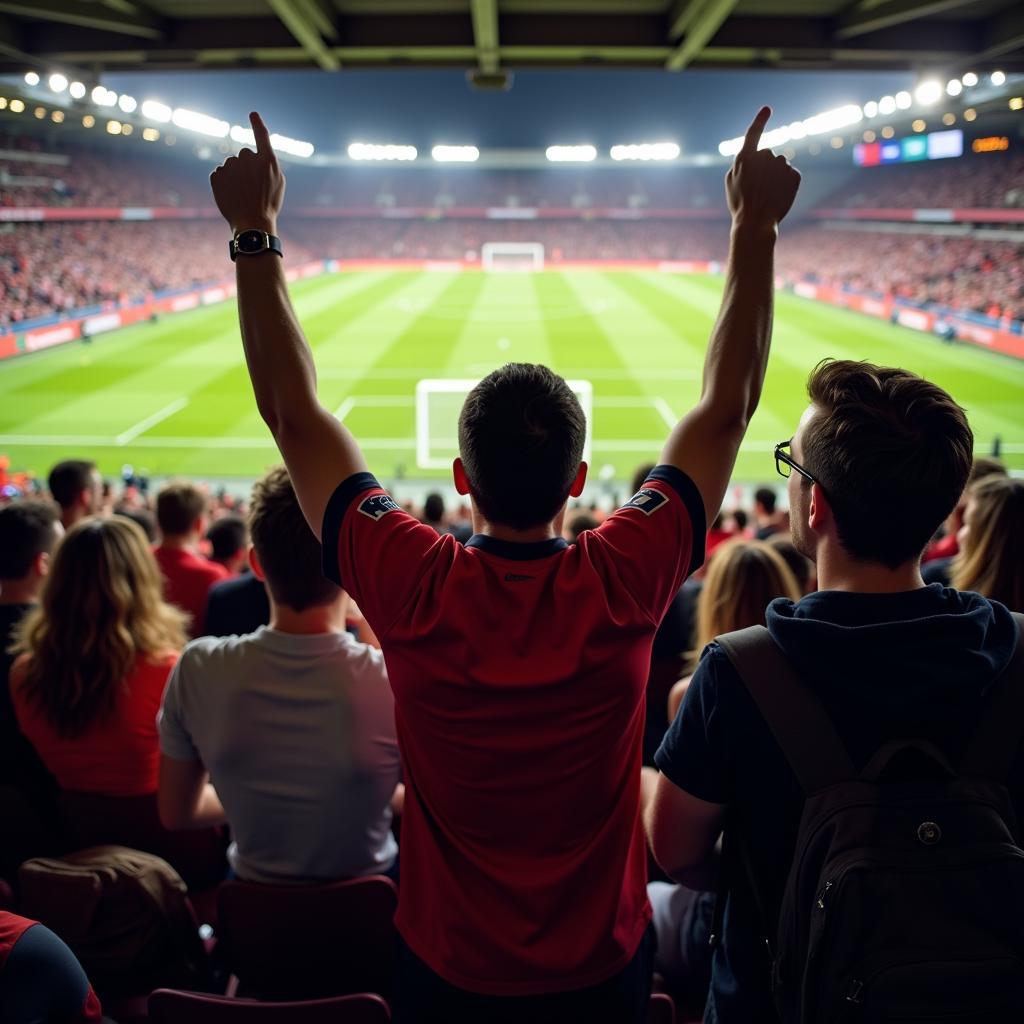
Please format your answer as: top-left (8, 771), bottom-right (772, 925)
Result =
top-left (323, 466), bottom-right (704, 995)
top-left (153, 545), bottom-right (230, 635)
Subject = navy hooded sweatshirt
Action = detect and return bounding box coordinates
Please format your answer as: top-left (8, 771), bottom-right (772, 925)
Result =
top-left (655, 584), bottom-right (1020, 1024)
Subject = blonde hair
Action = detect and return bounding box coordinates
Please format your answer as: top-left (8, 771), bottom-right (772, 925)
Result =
top-left (12, 515), bottom-right (187, 738)
top-left (951, 476), bottom-right (1024, 612)
top-left (693, 538), bottom-right (803, 655)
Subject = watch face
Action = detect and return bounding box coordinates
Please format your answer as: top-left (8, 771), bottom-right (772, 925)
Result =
top-left (236, 230), bottom-right (267, 254)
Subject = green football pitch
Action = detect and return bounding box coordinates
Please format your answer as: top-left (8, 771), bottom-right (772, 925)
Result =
top-left (1, 269), bottom-right (1022, 486)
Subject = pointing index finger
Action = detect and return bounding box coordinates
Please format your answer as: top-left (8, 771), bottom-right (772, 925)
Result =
top-left (249, 111), bottom-right (273, 157)
top-left (740, 105), bottom-right (772, 157)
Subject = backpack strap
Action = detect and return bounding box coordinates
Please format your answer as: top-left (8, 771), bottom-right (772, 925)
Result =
top-left (716, 624), bottom-right (856, 794)
top-left (960, 611), bottom-right (1024, 782)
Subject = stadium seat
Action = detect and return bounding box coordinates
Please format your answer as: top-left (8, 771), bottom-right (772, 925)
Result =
top-left (148, 989), bottom-right (391, 1023)
top-left (216, 875), bottom-right (398, 1000)
top-left (647, 992), bottom-right (676, 1024)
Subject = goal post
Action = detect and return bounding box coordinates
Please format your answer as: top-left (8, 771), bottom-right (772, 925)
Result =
top-left (416, 378), bottom-right (592, 470)
top-left (480, 242), bottom-right (545, 272)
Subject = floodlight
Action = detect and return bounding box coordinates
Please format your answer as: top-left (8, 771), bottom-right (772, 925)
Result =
top-left (961, 72), bottom-right (978, 87)
top-left (271, 133), bottom-right (315, 158)
top-left (862, 101), bottom-right (878, 118)
top-left (545, 144), bottom-right (597, 162)
top-left (48, 73), bottom-right (68, 93)
top-left (432, 145), bottom-right (480, 162)
top-left (9, 99), bottom-right (24, 113)
top-left (141, 100), bottom-right (172, 123)
top-left (118, 94), bottom-right (137, 113)
top-left (991, 70), bottom-right (1006, 86)
top-left (788, 121), bottom-right (807, 140)
top-left (142, 127), bottom-right (160, 142)
top-left (92, 86), bottom-right (116, 107)
top-left (946, 79), bottom-right (962, 97)
top-left (106, 119), bottom-right (122, 135)
top-left (230, 124), bottom-right (255, 145)
top-left (69, 81), bottom-right (86, 100)
top-left (347, 143), bottom-right (417, 161)
top-left (172, 107), bottom-right (229, 138)
top-left (609, 142), bottom-right (680, 161)
top-left (801, 104), bottom-right (862, 136)
top-left (914, 80), bottom-right (942, 106)
top-left (895, 91), bottom-right (912, 109)
top-left (878, 95), bottom-right (897, 115)
top-left (24, 71), bottom-right (39, 86)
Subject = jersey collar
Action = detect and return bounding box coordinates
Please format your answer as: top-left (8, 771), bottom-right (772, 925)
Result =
top-left (465, 534), bottom-right (569, 561)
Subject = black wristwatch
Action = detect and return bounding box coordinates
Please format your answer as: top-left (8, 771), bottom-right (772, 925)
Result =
top-left (230, 229), bottom-right (283, 262)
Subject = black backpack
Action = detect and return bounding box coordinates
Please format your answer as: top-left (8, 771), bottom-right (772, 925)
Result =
top-left (716, 611), bottom-right (1024, 1024)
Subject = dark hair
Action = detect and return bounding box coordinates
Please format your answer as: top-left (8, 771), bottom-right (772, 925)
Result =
top-left (207, 515), bottom-right (248, 560)
top-left (423, 493), bottom-right (445, 526)
top-left (248, 466), bottom-right (340, 612)
top-left (801, 359), bottom-right (973, 569)
top-left (47, 460), bottom-right (96, 510)
top-left (732, 508), bottom-right (749, 531)
top-left (968, 456), bottom-right (1007, 487)
top-left (156, 481), bottom-right (207, 536)
top-left (631, 463), bottom-right (657, 496)
top-left (567, 512), bottom-right (598, 544)
top-left (458, 363), bottom-right (586, 530)
top-left (0, 501), bottom-right (60, 579)
top-left (114, 508), bottom-right (157, 543)
top-left (754, 487), bottom-right (777, 515)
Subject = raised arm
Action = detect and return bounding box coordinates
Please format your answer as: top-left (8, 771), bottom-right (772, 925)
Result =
top-left (210, 112), bottom-right (367, 539)
top-left (660, 106), bottom-right (801, 526)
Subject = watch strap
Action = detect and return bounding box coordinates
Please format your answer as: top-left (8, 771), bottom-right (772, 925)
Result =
top-left (230, 231), bottom-right (283, 262)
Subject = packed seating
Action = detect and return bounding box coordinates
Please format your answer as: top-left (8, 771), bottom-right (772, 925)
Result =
top-left (776, 226), bottom-right (1024, 320)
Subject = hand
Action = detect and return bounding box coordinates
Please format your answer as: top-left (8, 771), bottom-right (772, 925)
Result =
top-left (210, 111), bottom-right (286, 235)
top-left (725, 106), bottom-right (801, 231)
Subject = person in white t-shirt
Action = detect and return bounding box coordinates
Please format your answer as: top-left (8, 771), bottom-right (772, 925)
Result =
top-left (157, 465), bottom-right (400, 883)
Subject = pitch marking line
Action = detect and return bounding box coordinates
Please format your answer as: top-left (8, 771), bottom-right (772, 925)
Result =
top-left (652, 398), bottom-right (676, 429)
top-left (115, 398), bottom-right (189, 446)
top-left (334, 397), bottom-right (355, 421)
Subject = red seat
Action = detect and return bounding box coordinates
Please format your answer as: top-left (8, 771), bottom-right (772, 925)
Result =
top-left (216, 876), bottom-right (397, 1001)
top-left (148, 989), bottom-right (391, 1023)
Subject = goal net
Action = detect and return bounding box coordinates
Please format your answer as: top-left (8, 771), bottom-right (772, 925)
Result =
top-left (481, 242), bottom-right (545, 272)
top-left (416, 378), bottom-right (592, 470)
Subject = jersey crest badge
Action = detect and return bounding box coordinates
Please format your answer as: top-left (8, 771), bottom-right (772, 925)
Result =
top-left (358, 493), bottom-right (401, 521)
top-left (621, 487), bottom-right (668, 516)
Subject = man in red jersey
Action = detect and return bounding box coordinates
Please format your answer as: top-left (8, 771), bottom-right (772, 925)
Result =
top-left (153, 481), bottom-right (230, 635)
top-left (211, 106), bottom-right (799, 1022)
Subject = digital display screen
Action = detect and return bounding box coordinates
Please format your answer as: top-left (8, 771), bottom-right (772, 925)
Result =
top-left (853, 128), bottom-right (964, 167)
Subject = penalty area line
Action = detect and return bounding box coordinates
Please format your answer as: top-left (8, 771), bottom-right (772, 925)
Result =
top-left (115, 398), bottom-right (189, 446)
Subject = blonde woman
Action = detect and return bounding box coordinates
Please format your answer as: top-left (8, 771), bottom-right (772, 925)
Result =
top-left (668, 538), bottom-right (802, 722)
top-left (10, 516), bottom-right (224, 885)
top-left (952, 475), bottom-right (1024, 612)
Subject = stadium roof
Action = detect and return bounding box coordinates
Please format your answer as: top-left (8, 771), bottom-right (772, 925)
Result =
top-left (2, 0), bottom-right (1023, 78)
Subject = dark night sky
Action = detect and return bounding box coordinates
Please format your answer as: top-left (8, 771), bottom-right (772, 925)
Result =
top-left (105, 68), bottom-right (916, 155)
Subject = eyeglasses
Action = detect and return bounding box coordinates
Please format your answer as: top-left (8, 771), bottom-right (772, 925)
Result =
top-left (774, 440), bottom-right (818, 485)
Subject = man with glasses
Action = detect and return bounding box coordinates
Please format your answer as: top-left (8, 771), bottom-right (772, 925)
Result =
top-left (647, 360), bottom-right (1023, 1023)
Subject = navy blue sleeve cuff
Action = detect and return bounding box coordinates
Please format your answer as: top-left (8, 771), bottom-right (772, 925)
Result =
top-left (321, 471), bottom-right (381, 586)
top-left (646, 464), bottom-right (707, 576)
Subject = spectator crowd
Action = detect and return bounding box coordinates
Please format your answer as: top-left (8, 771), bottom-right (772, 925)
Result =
top-left (0, 105), bottom-right (1022, 1024)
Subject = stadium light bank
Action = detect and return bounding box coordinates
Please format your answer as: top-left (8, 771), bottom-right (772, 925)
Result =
top-left (610, 142), bottom-right (680, 161)
top-left (718, 104), bottom-right (862, 157)
top-left (348, 143), bottom-right (418, 161)
top-left (545, 145), bottom-right (597, 162)
top-left (432, 145), bottom-right (480, 162)
top-left (229, 124), bottom-right (314, 158)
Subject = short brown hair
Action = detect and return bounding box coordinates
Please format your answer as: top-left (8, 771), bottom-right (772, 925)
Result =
top-left (801, 359), bottom-right (973, 569)
top-left (156, 481), bottom-right (207, 536)
top-left (248, 466), bottom-right (340, 611)
top-left (0, 500), bottom-right (60, 580)
top-left (458, 363), bottom-right (586, 530)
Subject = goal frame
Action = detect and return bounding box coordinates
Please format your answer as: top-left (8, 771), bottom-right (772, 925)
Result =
top-left (480, 242), bottom-right (546, 272)
top-left (416, 378), bottom-right (592, 470)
